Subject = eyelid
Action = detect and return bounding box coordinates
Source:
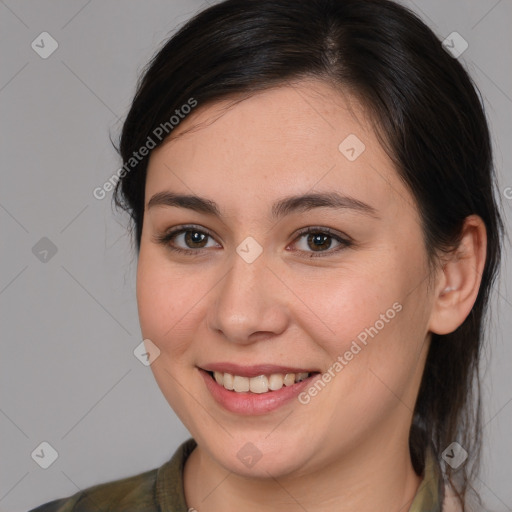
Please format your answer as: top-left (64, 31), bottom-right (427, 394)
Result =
top-left (152, 224), bottom-right (221, 252)
top-left (287, 226), bottom-right (353, 257)
top-left (292, 226), bottom-right (352, 243)
top-left (154, 224), bottom-right (353, 257)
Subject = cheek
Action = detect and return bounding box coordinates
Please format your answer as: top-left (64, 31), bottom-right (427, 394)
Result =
top-left (136, 249), bottom-right (197, 355)
top-left (301, 265), bottom-right (403, 354)
top-left (136, 249), bottom-right (205, 428)
top-left (302, 247), bottom-right (429, 390)
top-left (298, 274), bottom-right (427, 443)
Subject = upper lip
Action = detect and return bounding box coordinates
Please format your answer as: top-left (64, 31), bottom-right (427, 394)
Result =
top-left (199, 363), bottom-right (319, 378)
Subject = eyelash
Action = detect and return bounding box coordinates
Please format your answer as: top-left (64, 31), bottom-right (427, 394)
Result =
top-left (154, 224), bottom-right (353, 258)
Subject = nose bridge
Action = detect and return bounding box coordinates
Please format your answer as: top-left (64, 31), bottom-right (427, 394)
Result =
top-left (208, 244), bottom-right (288, 343)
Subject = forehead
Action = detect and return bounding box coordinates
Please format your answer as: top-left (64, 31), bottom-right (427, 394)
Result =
top-left (145, 80), bottom-right (416, 221)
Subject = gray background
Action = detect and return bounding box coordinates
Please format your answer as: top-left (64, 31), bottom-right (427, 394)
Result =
top-left (0, 1), bottom-right (511, 511)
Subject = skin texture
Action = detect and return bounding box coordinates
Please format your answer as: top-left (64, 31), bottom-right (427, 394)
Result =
top-left (136, 80), bottom-right (487, 512)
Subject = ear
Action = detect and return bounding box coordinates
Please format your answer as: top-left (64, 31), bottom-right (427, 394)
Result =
top-left (428, 215), bottom-right (487, 335)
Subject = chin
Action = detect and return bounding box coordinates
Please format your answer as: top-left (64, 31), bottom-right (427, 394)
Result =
top-left (205, 432), bottom-right (318, 479)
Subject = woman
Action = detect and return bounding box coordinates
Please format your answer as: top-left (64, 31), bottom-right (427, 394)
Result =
top-left (31, 0), bottom-right (504, 510)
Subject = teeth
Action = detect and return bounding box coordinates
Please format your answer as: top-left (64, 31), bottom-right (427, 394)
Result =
top-left (295, 372), bottom-right (309, 382)
top-left (233, 375), bottom-right (250, 392)
top-left (223, 372), bottom-right (234, 390)
top-left (212, 371), bottom-right (312, 393)
top-left (249, 375), bottom-right (268, 394)
top-left (268, 373), bottom-right (284, 391)
top-left (283, 373), bottom-right (295, 386)
top-left (214, 371), bottom-right (223, 386)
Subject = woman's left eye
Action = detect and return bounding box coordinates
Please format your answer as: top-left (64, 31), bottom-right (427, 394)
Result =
top-left (154, 225), bottom-right (352, 257)
top-left (290, 228), bottom-right (352, 257)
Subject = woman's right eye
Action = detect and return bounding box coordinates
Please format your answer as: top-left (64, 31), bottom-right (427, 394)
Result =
top-left (154, 225), bottom-right (221, 255)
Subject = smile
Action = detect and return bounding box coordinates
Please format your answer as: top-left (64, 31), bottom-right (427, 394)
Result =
top-left (199, 367), bottom-right (321, 415)
top-left (211, 371), bottom-right (311, 393)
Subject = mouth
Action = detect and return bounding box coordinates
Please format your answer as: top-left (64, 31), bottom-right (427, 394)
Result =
top-left (199, 366), bottom-right (321, 415)
top-left (197, 362), bottom-right (323, 414)
top-left (204, 369), bottom-right (320, 394)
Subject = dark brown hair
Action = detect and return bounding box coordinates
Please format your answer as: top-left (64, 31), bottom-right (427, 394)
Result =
top-left (113, 0), bottom-right (504, 507)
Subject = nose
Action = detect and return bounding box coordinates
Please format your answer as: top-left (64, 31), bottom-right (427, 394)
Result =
top-left (207, 245), bottom-right (289, 345)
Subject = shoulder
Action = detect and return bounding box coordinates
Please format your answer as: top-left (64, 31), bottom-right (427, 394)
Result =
top-left (28, 438), bottom-right (197, 512)
top-left (28, 466), bottom-right (159, 511)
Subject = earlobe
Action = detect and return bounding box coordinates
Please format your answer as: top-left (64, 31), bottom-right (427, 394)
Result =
top-left (428, 215), bottom-right (487, 335)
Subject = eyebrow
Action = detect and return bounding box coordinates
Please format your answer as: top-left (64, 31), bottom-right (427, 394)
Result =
top-left (147, 191), bottom-right (380, 220)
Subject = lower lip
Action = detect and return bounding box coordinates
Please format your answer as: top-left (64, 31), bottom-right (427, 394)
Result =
top-left (199, 368), bottom-right (319, 415)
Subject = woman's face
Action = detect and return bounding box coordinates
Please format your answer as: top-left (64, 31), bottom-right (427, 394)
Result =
top-left (137, 80), bottom-right (439, 478)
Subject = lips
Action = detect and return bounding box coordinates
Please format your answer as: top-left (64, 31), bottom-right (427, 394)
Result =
top-left (199, 362), bottom-right (319, 378)
top-left (199, 367), bottom-right (321, 415)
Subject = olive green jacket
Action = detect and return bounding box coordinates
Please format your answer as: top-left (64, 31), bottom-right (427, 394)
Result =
top-left (30, 438), bottom-right (443, 511)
